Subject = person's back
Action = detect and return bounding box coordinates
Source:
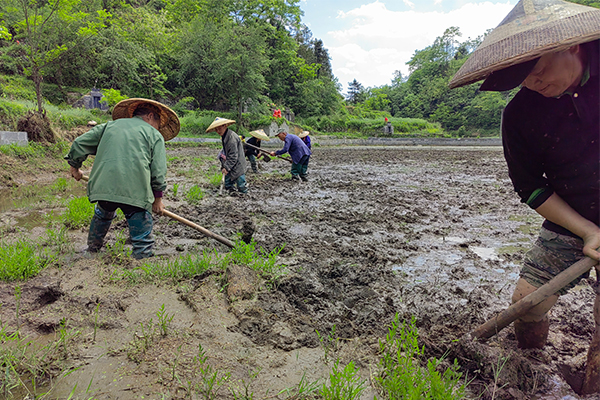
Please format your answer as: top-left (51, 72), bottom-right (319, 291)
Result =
top-left (88, 116), bottom-right (166, 211)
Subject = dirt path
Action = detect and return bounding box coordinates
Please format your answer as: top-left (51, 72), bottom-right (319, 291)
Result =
top-left (0, 145), bottom-right (598, 399)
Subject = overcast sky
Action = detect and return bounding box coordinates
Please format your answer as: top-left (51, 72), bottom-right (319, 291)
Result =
top-left (300, 0), bottom-right (518, 90)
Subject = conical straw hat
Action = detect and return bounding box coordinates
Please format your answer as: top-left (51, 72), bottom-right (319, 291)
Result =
top-left (112, 98), bottom-right (180, 141)
top-left (449, 0), bottom-right (600, 89)
top-left (206, 117), bottom-right (236, 133)
top-left (249, 129), bottom-right (270, 141)
top-left (298, 131), bottom-right (310, 138)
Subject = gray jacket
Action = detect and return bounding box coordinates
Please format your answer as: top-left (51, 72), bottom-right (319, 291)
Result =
top-left (221, 129), bottom-right (246, 181)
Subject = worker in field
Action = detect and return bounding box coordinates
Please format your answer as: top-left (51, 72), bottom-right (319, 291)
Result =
top-left (298, 130), bottom-right (311, 150)
top-left (450, 0), bottom-right (600, 350)
top-left (244, 129), bottom-right (270, 173)
top-left (66, 98), bottom-right (180, 259)
top-left (208, 117), bottom-right (247, 195)
top-left (270, 128), bottom-right (312, 182)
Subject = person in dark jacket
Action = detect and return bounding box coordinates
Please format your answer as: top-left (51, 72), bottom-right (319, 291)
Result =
top-left (270, 128), bottom-right (312, 182)
top-left (207, 117), bottom-right (247, 195)
top-left (244, 129), bottom-right (270, 173)
top-left (449, 0), bottom-right (600, 350)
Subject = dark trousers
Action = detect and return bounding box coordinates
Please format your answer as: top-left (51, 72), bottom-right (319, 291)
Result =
top-left (88, 201), bottom-right (154, 259)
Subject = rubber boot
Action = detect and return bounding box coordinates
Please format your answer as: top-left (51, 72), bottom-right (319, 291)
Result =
top-left (87, 204), bottom-right (116, 251)
top-left (514, 317), bottom-right (549, 349)
top-left (126, 210), bottom-right (154, 259)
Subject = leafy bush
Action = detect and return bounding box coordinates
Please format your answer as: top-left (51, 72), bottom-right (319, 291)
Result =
top-left (101, 88), bottom-right (128, 108)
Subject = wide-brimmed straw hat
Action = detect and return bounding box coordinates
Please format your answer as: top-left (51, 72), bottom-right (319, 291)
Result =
top-left (206, 117), bottom-right (236, 133)
top-left (248, 129), bottom-right (270, 141)
top-left (112, 98), bottom-right (180, 141)
top-left (298, 131), bottom-right (310, 139)
top-left (449, 0), bottom-right (600, 90)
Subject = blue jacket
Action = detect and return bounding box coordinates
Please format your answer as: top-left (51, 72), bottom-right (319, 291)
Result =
top-left (275, 134), bottom-right (311, 163)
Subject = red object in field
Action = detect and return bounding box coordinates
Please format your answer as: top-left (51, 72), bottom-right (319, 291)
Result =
top-left (385, 117), bottom-right (388, 122)
top-left (273, 109), bottom-right (282, 118)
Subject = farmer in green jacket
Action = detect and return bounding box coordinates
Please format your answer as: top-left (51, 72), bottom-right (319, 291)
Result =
top-left (65, 98), bottom-right (180, 259)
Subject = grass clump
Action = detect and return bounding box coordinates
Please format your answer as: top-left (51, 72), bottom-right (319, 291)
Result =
top-left (115, 241), bottom-right (285, 286)
top-left (62, 196), bottom-right (94, 229)
top-left (0, 239), bottom-right (48, 281)
top-left (117, 249), bottom-right (224, 285)
top-left (374, 314), bottom-right (467, 399)
top-left (320, 360), bottom-right (366, 400)
top-left (186, 185), bottom-right (205, 204)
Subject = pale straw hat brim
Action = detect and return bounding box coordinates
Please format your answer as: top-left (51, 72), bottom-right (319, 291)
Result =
top-left (298, 131), bottom-right (310, 138)
top-left (249, 129), bottom-right (270, 141)
top-left (449, 0), bottom-right (600, 89)
top-left (206, 118), bottom-right (236, 133)
top-left (112, 98), bottom-right (180, 141)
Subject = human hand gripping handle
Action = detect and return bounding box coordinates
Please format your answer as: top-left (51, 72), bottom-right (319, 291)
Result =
top-left (152, 197), bottom-right (164, 215)
top-left (70, 166), bottom-right (83, 181)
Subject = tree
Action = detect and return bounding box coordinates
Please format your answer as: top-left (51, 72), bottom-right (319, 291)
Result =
top-left (5, 0), bottom-right (109, 112)
top-left (346, 79), bottom-right (366, 105)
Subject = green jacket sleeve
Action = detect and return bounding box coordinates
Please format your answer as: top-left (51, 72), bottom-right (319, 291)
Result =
top-left (150, 136), bottom-right (167, 193)
top-left (64, 123), bottom-right (107, 168)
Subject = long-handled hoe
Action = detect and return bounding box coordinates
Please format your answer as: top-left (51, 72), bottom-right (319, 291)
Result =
top-left (80, 176), bottom-right (235, 249)
top-left (471, 255), bottom-right (600, 394)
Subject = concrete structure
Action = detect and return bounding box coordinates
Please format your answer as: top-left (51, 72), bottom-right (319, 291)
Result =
top-left (0, 131), bottom-right (28, 146)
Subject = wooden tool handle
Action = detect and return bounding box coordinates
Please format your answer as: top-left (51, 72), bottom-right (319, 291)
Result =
top-left (472, 256), bottom-right (598, 340)
top-left (162, 210), bottom-right (235, 248)
top-left (81, 175), bottom-right (234, 249)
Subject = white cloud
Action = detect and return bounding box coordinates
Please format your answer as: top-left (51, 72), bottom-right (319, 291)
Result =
top-left (327, 1), bottom-right (514, 88)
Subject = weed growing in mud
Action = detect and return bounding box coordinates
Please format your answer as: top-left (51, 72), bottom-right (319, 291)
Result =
top-left (0, 239), bottom-right (48, 281)
top-left (156, 304), bottom-right (174, 336)
top-left (190, 344), bottom-right (230, 400)
top-left (209, 172), bottom-right (223, 187)
top-left (116, 242), bottom-right (285, 287)
top-left (229, 240), bottom-right (286, 285)
top-left (0, 319), bottom-right (81, 398)
top-left (316, 324), bottom-right (340, 364)
top-left (104, 230), bottom-right (132, 263)
top-left (43, 225), bottom-right (72, 254)
top-left (374, 314), bottom-right (467, 400)
top-left (62, 196), bottom-right (94, 229)
top-left (127, 318), bottom-right (158, 363)
top-left (229, 367), bottom-right (261, 400)
top-left (171, 183), bottom-right (180, 197)
top-left (320, 360), bottom-right (366, 400)
top-left (278, 371), bottom-right (321, 399)
top-left (116, 250), bottom-right (222, 284)
top-left (186, 185), bottom-right (205, 204)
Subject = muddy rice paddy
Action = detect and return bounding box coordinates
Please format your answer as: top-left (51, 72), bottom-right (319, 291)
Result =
top-left (0, 145), bottom-right (598, 399)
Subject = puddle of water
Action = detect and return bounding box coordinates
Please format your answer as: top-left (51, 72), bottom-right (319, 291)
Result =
top-left (15, 211), bottom-right (46, 229)
top-left (469, 246), bottom-right (503, 261)
top-left (0, 184), bottom-right (86, 213)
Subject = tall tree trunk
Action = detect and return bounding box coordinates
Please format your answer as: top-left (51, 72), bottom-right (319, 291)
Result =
top-left (33, 70), bottom-right (43, 114)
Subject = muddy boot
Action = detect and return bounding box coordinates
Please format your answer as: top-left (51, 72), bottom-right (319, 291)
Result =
top-left (126, 211), bottom-right (154, 259)
top-left (87, 204), bottom-right (116, 251)
top-left (514, 318), bottom-right (549, 349)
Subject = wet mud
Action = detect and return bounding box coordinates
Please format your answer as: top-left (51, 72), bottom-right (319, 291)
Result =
top-left (0, 145), bottom-right (598, 399)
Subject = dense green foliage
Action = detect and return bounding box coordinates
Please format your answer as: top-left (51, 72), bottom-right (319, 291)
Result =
top-left (0, 0), bottom-right (597, 136)
top-left (0, 0), bottom-right (342, 123)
